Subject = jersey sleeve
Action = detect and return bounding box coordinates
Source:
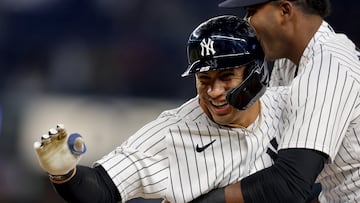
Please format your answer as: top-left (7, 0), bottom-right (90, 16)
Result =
top-left (94, 117), bottom-right (171, 202)
top-left (279, 50), bottom-right (360, 161)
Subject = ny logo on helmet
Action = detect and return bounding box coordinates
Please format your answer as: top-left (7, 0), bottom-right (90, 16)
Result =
top-left (200, 38), bottom-right (216, 56)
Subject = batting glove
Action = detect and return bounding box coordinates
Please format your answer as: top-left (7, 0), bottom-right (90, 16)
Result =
top-left (33, 124), bottom-right (86, 176)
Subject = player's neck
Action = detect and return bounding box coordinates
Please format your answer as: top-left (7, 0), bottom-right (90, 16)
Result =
top-left (227, 100), bottom-right (261, 130)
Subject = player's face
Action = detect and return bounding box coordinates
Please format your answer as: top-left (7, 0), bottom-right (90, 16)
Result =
top-left (245, 1), bottom-right (291, 60)
top-left (196, 67), bottom-right (250, 127)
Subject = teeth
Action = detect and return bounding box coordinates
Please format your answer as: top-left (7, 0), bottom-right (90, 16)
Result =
top-left (211, 101), bottom-right (227, 107)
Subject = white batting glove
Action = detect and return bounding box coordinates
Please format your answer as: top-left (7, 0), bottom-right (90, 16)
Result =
top-left (33, 124), bottom-right (86, 176)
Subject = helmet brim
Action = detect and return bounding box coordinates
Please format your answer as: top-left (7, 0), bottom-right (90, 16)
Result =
top-left (181, 53), bottom-right (252, 77)
top-left (218, 0), bottom-right (270, 8)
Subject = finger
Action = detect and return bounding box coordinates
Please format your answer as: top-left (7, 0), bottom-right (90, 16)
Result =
top-left (56, 124), bottom-right (67, 139)
top-left (41, 133), bottom-right (51, 140)
top-left (33, 141), bottom-right (42, 153)
top-left (48, 128), bottom-right (58, 141)
top-left (56, 123), bottom-right (64, 129)
top-left (48, 128), bottom-right (58, 135)
top-left (39, 133), bottom-right (51, 147)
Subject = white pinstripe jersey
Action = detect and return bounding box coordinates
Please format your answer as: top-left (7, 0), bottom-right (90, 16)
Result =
top-left (270, 58), bottom-right (297, 86)
top-left (95, 86), bottom-right (288, 203)
top-left (272, 21), bottom-right (360, 202)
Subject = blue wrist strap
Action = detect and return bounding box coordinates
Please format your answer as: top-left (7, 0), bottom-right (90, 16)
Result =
top-left (67, 133), bottom-right (87, 155)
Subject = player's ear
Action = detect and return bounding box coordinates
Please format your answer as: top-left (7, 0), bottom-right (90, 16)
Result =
top-left (279, 1), bottom-right (293, 17)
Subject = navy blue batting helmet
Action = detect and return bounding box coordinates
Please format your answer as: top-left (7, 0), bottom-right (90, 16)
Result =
top-left (182, 15), bottom-right (269, 110)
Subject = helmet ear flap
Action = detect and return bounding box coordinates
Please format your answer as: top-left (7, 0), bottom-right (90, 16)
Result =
top-left (226, 61), bottom-right (269, 110)
top-left (244, 65), bottom-right (253, 78)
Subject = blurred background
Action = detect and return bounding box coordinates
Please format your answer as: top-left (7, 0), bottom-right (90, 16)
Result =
top-left (0, 0), bottom-right (359, 202)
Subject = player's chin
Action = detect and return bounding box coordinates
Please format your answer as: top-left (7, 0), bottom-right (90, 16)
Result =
top-left (263, 45), bottom-right (282, 61)
top-left (264, 53), bottom-right (278, 61)
top-left (212, 114), bottom-right (234, 126)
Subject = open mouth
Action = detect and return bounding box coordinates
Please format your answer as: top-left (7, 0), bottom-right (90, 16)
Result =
top-left (211, 101), bottom-right (228, 108)
top-left (210, 101), bottom-right (231, 114)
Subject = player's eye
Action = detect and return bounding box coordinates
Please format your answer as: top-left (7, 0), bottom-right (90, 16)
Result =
top-left (197, 74), bottom-right (212, 84)
top-left (220, 73), bottom-right (233, 79)
top-left (218, 71), bottom-right (236, 81)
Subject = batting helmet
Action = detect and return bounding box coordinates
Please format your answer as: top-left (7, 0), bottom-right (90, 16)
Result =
top-left (182, 15), bottom-right (269, 110)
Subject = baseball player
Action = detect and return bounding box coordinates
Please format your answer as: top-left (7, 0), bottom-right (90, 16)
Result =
top-left (33, 15), bottom-right (290, 203)
top-left (191, 0), bottom-right (360, 202)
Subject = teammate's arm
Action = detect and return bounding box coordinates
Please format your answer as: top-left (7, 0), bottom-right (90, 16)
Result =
top-left (191, 148), bottom-right (328, 203)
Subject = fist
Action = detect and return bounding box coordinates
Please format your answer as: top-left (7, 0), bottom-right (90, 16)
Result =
top-left (33, 124), bottom-right (86, 175)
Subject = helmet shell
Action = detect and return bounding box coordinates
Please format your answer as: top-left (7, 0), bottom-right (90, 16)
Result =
top-left (183, 15), bottom-right (269, 110)
top-left (182, 15), bottom-right (264, 77)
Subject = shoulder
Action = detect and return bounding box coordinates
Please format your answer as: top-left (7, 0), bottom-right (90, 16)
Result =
top-left (261, 86), bottom-right (289, 109)
top-left (159, 96), bottom-right (208, 122)
top-left (312, 21), bottom-right (358, 63)
top-left (270, 59), bottom-right (297, 86)
top-left (264, 86), bottom-right (289, 98)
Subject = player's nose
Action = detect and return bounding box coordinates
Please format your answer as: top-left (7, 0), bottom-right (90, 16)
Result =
top-left (207, 81), bottom-right (226, 98)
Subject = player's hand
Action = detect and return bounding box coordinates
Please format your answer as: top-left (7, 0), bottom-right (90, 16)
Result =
top-left (33, 124), bottom-right (87, 175)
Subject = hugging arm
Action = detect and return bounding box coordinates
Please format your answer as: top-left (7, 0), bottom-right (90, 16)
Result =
top-left (192, 148), bottom-right (328, 203)
top-left (239, 148), bottom-right (327, 203)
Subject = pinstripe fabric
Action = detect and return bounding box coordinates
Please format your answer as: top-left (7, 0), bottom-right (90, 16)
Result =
top-left (274, 21), bottom-right (360, 202)
top-left (270, 58), bottom-right (297, 86)
top-left (95, 86), bottom-right (288, 202)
